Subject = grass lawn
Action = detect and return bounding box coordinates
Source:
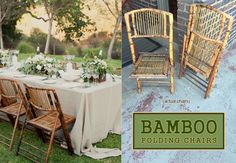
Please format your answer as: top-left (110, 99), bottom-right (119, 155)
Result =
top-left (0, 121), bottom-right (121, 163)
top-left (18, 53), bottom-right (121, 71)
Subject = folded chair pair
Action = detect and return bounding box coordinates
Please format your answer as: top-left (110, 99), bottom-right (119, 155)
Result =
top-left (0, 78), bottom-right (75, 163)
top-left (124, 4), bottom-right (233, 98)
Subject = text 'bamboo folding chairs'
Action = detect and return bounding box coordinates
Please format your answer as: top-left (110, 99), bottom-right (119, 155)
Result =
top-left (0, 78), bottom-right (27, 150)
top-left (16, 84), bottom-right (75, 163)
top-left (179, 4), bottom-right (233, 98)
top-left (125, 8), bottom-right (174, 94)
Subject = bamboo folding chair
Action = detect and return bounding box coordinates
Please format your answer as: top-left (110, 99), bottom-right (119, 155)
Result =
top-left (16, 84), bottom-right (75, 163)
top-left (179, 4), bottom-right (233, 98)
top-left (0, 78), bottom-right (27, 150)
top-left (124, 8), bottom-right (174, 94)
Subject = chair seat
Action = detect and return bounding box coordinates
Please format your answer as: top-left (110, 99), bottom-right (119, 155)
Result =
top-left (131, 52), bottom-right (169, 78)
top-left (0, 102), bottom-right (26, 116)
top-left (28, 111), bottom-right (75, 132)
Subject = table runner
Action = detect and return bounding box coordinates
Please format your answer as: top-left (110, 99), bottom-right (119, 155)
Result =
top-left (0, 69), bottom-right (121, 158)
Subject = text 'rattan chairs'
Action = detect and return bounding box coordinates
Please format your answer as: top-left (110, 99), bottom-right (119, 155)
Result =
top-left (179, 4), bottom-right (233, 98)
top-left (16, 84), bottom-right (75, 163)
top-left (125, 8), bottom-right (174, 94)
top-left (0, 78), bottom-right (27, 150)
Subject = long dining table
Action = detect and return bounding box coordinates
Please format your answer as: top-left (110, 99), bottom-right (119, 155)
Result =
top-left (0, 68), bottom-right (121, 156)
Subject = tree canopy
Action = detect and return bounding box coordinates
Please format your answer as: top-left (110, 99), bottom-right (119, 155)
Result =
top-left (27, 0), bottom-right (94, 53)
top-left (0, 0), bottom-right (30, 49)
top-left (56, 0), bottom-right (94, 42)
top-left (28, 0), bottom-right (94, 40)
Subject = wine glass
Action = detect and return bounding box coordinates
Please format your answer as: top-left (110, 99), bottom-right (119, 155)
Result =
top-left (93, 71), bottom-right (99, 86)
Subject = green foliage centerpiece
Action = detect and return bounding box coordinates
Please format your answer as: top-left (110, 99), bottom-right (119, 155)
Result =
top-left (81, 51), bottom-right (111, 83)
top-left (18, 54), bottom-right (61, 78)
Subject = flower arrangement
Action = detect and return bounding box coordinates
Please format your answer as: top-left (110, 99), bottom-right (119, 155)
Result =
top-left (81, 50), bottom-right (113, 82)
top-left (18, 54), bottom-right (62, 77)
top-left (0, 50), bottom-right (10, 66)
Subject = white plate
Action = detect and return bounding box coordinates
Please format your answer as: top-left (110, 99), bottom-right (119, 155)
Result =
top-left (43, 80), bottom-right (57, 84)
top-left (14, 74), bottom-right (26, 78)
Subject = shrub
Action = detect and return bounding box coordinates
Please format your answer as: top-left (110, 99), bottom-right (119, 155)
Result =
top-left (50, 39), bottom-right (65, 55)
top-left (65, 46), bottom-right (79, 55)
top-left (82, 48), bottom-right (102, 58)
top-left (16, 41), bottom-right (35, 53)
top-left (86, 33), bottom-right (103, 48)
top-left (102, 35), bottom-right (121, 59)
top-left (27, 28), bottom-right (65, 55)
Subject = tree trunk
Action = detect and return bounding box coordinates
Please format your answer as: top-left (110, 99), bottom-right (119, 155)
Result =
top-left (0, 23), bottom-right (3, 50)
top-left (107, 13), bottom-right (122, 59)
top-left (44, 18), bottom-right (53, 54)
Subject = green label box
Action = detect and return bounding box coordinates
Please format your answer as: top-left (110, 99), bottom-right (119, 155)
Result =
top-left (133, 113), bottom-right (225, 149)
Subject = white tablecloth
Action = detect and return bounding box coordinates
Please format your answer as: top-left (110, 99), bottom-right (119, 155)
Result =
top-left (0, 69), bottom-right (121, 157)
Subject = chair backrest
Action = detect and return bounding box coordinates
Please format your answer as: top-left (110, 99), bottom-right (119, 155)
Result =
top-left (188, 4), bottom-right (233, 42)
top-left (0, 78), bottom-right (25, 106)
top-left (24, 84), bottom-right (62, 112)
top-left (185, 4), bottom-right (233, 78)
top-left (125, 8), bottom-right (174, 64)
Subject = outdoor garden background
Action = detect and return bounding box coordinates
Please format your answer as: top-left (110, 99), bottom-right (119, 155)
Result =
top-left (0, 0), bottom-right (121, 162)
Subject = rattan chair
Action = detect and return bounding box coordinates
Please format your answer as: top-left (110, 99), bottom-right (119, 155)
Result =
top-left (0, 78), bottom-right (27, 150)
top-left (16, 84), bottom-right (75, 163)
top-left (124, 8), bottom-right (174, 94)
top-left (179, 4), bottom-right (233, 98)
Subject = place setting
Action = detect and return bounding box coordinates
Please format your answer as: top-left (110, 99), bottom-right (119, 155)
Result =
top-left (0, 49), bottom-right (117, 90)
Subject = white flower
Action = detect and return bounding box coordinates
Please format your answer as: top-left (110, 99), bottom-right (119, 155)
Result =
top-left (46, 64), bottom-right (52, 68)
top-left (47, 69), bottom-right (52, 73)
top-left (46, 57), bottom-right (53, 62)
top-left (32, 55), bottom-right (41, 62)
top-left (36, 65), bottom-right (42, 70)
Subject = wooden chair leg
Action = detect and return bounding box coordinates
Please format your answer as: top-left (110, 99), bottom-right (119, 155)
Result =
top-left (179, 61), bottom-right (184, 79)
top-left (9, 102), bottom-right (23, 150)
top-left (60, 117), bottom-right (74, 155)
top-left (9, 114), bottom-right (20, 150)
top-left (179, 36), bottom-right (187, 79)
top-left (205, 73), bottom-right (216, 99)
top-left (137, 79), bottom-right (142, 94)
top-left (16, 118), bottom-right (27, 155)
top-left (45, 115), bottom-right (59, 163)
top-left (183, 62), bottom-right (187, 77)
top-left (170, 66), bottom-right (174, 94)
